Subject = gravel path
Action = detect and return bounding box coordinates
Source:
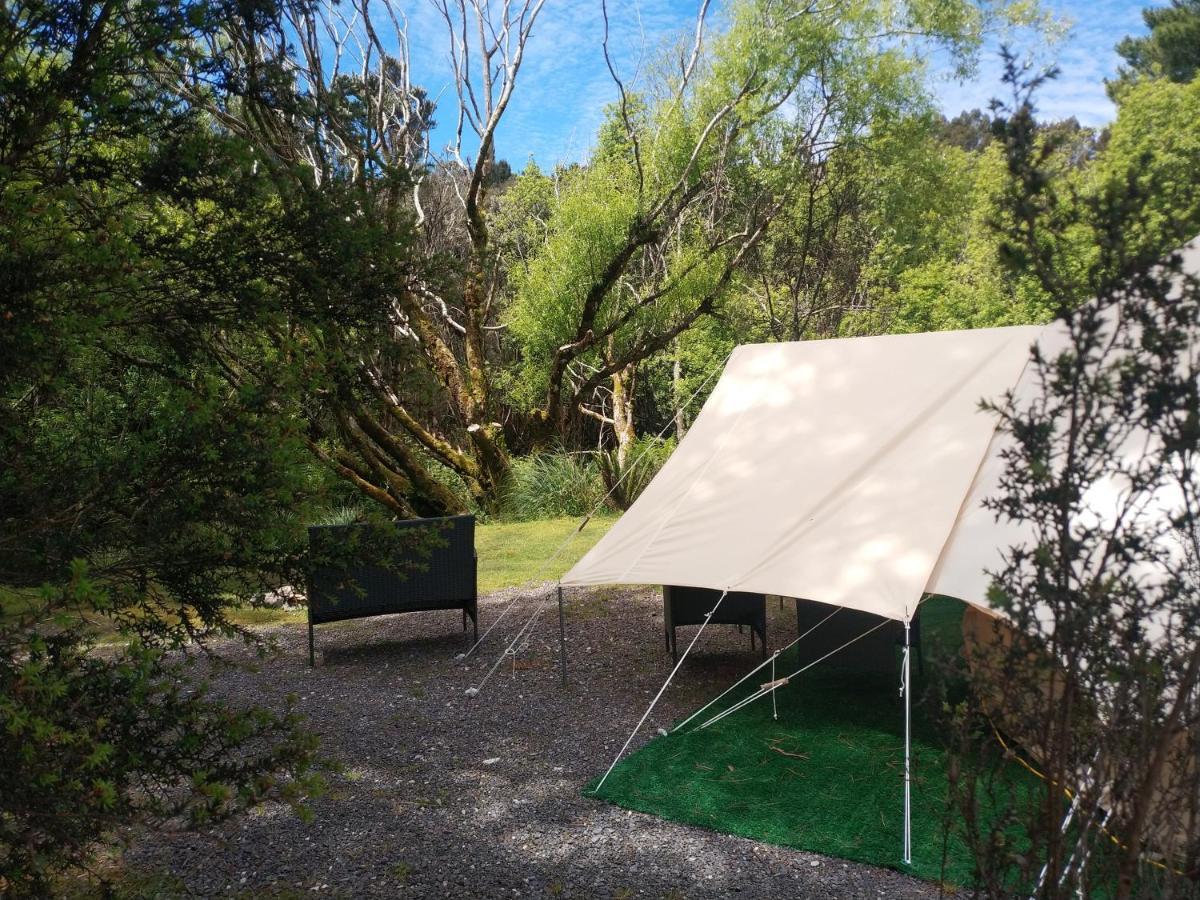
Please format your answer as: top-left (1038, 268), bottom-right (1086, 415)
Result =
top-left (125, 585), bottom-right (938, 898)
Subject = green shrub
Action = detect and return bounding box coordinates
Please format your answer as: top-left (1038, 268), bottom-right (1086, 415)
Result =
top-left (310, 504), bottom-right (368, 526)
top-left (501, 451), bottom-right (606, 520)
top-left (598, 436), bottom-right (676, 511)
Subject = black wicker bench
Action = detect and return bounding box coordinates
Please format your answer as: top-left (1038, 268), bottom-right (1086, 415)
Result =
top-left (663, 585), bottom-right (767, 662)
top-left (306, 515), bottom-right (478, 666)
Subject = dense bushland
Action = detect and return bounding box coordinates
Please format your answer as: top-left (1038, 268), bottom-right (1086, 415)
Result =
top-left (3, 0), bottom-right (1200, 892)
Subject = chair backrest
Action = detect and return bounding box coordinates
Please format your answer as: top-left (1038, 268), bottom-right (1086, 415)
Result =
top-left (307, 515), bottom-right (475, 624)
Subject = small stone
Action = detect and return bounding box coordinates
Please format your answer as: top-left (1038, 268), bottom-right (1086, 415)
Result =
top-left (482, 757), bottom-right (501, 766)
top-left (464, 687), bottom-right (479, 698)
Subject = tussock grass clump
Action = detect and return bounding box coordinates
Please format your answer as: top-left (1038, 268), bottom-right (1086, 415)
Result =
top-left (501, 451), bottom-right (606, 521)
top-left (598, 436), bottom-right (676, 510)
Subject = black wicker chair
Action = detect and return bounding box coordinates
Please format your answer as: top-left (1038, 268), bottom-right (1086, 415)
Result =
top-left (663, 585), bottom-right (767, 662)
top-left (306, 516), bottom-right (478, 666)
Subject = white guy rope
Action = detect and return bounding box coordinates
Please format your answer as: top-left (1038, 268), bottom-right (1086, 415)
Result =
top-left (1033, 750), bottom-right (1102, 898)
top-left (591, 590), bottom-right (730, 795)
top-left (771, 652), bottom-right (778, 720)
top-left (671, 605), bottom-right (842, 733)
top-left (1064, 806), bottom-right (1110, 897)
top-left (691, 618), bottom-right (891, 732)
top-left (470, 582), bottom-right (557, 695)
top-left (458, 349), bottom-right (732, 666)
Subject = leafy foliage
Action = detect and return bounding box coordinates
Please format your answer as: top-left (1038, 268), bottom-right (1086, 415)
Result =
top-left (939, 59), bottom-right (1200, 899)
top-left (1112, 0), bottom-right (1200, 92)
top-left (0, 577), bottom-right (319, 893)
top-left (597, 437), bottom-right (677, 511)
top-left (0, 0), bottom-right (403, 890)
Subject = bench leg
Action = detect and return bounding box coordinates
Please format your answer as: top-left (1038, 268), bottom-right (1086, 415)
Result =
top-left (462, 608), bottom-right (467, 631)
top-left (308, 617), bottom-right (315, 668)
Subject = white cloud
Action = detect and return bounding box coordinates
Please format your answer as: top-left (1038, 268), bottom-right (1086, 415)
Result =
top-left (933, 0), bottom-right (1150, 126)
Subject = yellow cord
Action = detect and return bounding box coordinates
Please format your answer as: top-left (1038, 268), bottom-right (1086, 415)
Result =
top-left (987, 718), bottom-right (1184, 876)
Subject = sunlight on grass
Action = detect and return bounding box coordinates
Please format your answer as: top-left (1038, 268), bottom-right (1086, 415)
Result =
top-left (475, 515), bottom-right (616, 593)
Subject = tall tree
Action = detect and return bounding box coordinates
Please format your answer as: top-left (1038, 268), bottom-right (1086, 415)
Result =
top-left (506, 0), bottom-right (1041, 462)
top-left (0, 0), bottom-right (416, 888)
top-left (1111, 0), bottom-right (1200, 94)
top-left (1087, 75), bottom-right (1200, 265)
top-left (172, 0), bottom-right (1043, 516)
top-left (169, 0), bottom-right (541, 515)
top-left (939, 61), bottom-right (1200, 899)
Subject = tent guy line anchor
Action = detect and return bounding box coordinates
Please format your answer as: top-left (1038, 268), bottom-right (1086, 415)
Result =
top-left (691, 618), bottom-right (892, 732)
top-left (671, 605), bottom-right (843, 733)
top-left (591, 590), bottom-right (730, 796)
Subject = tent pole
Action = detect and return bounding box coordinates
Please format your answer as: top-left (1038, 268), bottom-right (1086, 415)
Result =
top-left (558, 583), bottom-right (567, 688)
top-left (903, 615), bottom-right (912, 866)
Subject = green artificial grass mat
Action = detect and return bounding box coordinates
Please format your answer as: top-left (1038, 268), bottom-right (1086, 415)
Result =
top-left (590, 596), bottom-right (1017, 889)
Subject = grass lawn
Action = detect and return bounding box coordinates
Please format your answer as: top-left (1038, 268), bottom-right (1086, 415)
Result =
top-left (1, 515), bottom-right (618, 637)
top-left (474, 514), bottom-right (615, 592)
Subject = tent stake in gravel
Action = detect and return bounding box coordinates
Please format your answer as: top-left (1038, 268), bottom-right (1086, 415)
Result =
top-left (591, 590), bottom-right (729, 796)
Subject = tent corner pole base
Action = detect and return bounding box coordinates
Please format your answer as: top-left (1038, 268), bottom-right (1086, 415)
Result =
top-left (903, 614), bottom-right (912, 866)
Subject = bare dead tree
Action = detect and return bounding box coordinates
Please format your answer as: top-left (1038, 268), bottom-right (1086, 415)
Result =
top-left (161, 0), bottom-right (545, 513)
top-left (157, 0), bottom-right (1000, 516)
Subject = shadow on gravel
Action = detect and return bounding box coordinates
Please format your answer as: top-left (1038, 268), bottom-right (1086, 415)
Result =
top-left (308, 613), bottom-right (473, 667)
top-left (117, 586), bottom-right (936, 899)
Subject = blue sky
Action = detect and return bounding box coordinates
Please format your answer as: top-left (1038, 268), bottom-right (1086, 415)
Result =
top-left (401, 0), bottom-right (1152, 168)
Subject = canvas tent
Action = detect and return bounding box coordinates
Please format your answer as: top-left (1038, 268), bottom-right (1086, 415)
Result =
top-left (556, 234), bottom-right (1200, 867)
top-left (560, 324), bottom-right (1045, 865)
top-left (561, 323), bottom-right (1044, 619)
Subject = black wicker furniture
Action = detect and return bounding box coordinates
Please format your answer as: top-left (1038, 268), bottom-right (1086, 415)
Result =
top-left (663, 585), bottom-right (767, 662)
top-left (306, 515), bottom-right (478, 666)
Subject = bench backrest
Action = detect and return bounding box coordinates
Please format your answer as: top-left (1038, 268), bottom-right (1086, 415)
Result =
top-left (307, 515), bottom-right (475, 625)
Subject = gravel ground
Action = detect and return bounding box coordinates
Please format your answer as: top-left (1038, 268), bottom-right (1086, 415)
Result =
top-left (124, 585), bottom-right (938, 898)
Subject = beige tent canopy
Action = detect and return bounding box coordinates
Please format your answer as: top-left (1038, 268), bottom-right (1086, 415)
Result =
top-left (564, 239), bottom-right (1199, 619)
top-left (562, 325), bottom-right (1048, 866)
top-left (562, 324), bottom-right (1043, 619)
